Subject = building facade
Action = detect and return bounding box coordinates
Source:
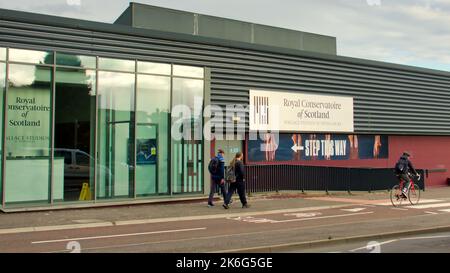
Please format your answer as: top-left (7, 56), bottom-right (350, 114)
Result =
top-left (0, 3), bottom-right (449, 210)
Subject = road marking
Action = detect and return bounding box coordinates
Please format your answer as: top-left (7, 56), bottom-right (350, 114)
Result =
top-left (350, 239), bottom-right (398, 252)
top-left (401, 234), bottom-right (450, 241)
top-left (283, 212), bottom-right (322, 218)
top-left (113, 204), bottom-right (353, 226)
top-left (391, 208), bottom-right (408, 211)
top-left (350, 234), bottom-right (450, 252)
top-left (405, 202), bottom-right (450, 209)
top-left (424, 211), bottom-right (438, 215)
top-left (227, 212), bottom-right (374, 224)
top-left (376, 199), bottom-right (442, 206)
top-left (0, 222), bottom-right (114, 235)
top-left (341, 208), bottom-right (367, 212)
top-left (31, 227), bottom-right (206, 244)
top-left (438, 209), bottom-right (450, 213)
top-left (271, 212), bottom-right (374, 223)
top-left (0, 204), bottom-right (358, 235)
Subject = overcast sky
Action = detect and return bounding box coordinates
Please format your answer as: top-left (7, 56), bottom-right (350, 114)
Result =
top-left (0, 0), bottom-right (449, 72)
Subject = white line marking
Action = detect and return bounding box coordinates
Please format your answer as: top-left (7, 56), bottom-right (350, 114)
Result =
top-left (424, 211), bottom-right (438, 215)
top-left (0, 222), bottom-right (114, 235)
top-left (341, 208), bottom-right (367, 212)
top-left (350, 239), bottom-right (398, 252)
top-left (400, 235), bottom-right (450, 241)
top-left (0, 204), bottom-right (356, 235)
top-left (405, 202), bottom-right (450, 209)
top-left (350, 234), bottom-right (450, 252)
top-left (271, 212), bottom-right (374, 223)
top-left (438, 209), bottom-right (450, 213)
top-left (113, 204), bottom-right (352, 226)
top-left (391, 208), bottom-right (408, 211)
top-left (284, 212), bottom-right (322, 218)
top-left (31, 227), bottom-right (206, 244)
top-left (376, 199), bottom-right (442, 206)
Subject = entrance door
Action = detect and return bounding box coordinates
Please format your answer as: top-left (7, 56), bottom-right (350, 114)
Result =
top-left (135, 123), bottom-right (158, 196)
top-left (102, 120), bottom-right (134, 198)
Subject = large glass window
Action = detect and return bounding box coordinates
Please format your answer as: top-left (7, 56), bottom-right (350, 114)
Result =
top-left (136, 75), bottom-right (170, 196)
top-left (137, 61), bottom-right (171, 75)
top-left (56, 53), bottom-right (96, 69)
top-left (173, 65), bottom-right (204, 78)
top-left (98, 57), bottom-right (135, 72)
top-left (0, 48), bottom-right (5, 61)
top-left (0, 62), bottom-right (5, 204)
top-left (0, 48), bottom-right (208, 208)
top-left (54, 67), bottom-right (96, 202)
top-left (171, 78), bottom-right (204, 194)
top-left (97, 71), bottom-right (135, 199)
top-left (5, 63), bottom-right (53, 205)
top-left (9, 48), bottom-right (53, 65)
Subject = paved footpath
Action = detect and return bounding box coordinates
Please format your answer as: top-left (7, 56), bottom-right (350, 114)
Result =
top-left (0, 187), bottom-right (449, 252)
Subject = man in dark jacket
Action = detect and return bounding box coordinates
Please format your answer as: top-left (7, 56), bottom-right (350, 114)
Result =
top-left (208, 149), bottom-right (226, 207)
top-left (223, 152), bottom-right (250, 209)
top-left (396, 151), bottom-right (419, 198)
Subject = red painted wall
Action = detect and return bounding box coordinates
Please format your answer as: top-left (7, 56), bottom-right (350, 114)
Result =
top-left (245, 135), bottom-right (450, 187)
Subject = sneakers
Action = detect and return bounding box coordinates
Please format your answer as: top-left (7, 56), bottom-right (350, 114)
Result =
top-left (242, 203), bottom-right (251, 208)
top-left (401, 190), bottom-right (408, 199)
top-left (207, 203), bottom-right (214, 207)
top-left (222, 204), bottom-right (229, 209)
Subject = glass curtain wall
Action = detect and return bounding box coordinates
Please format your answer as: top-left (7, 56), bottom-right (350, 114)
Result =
top-left (54, 52), bottom-right (96, 202)
top-left (136, 70), bottom-right (170, 196)
top-left (0, 47), bottom-right (206, 208)
top-left (0, 48), bottom-right (5, 204)
top-left (171, 65), bottom-right (204, 194)
top-left (97, 61), bottom-right (135, 199)
top-left (4, 49), bottom-right (53, 206)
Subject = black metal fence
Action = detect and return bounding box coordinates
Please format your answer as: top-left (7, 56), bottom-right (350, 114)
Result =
top-left (244, 165), bottom-right (426, 194)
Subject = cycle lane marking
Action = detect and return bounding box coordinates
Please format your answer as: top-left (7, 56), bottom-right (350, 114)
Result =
top-left (31, 227), bottom-right (207, 244)
top-left (228, 211), bottom-right (375, 224)
top-left (405, 202), bottom-right (450, 209)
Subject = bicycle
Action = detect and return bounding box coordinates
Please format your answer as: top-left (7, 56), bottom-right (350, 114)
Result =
top-left (390, 172), bottom-right (421, 207)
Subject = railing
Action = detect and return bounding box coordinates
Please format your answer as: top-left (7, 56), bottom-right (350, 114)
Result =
top-left (244, 165), bottom-right (426, 194)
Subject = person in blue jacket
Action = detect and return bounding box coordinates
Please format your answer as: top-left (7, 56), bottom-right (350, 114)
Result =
top-left (207, 149), bottom-right (227, 207)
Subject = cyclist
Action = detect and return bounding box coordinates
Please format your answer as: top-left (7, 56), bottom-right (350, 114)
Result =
top-left (395, 151), bottom-right (420, 198)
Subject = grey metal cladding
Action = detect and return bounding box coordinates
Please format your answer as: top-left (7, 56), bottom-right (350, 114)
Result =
top-left (0, 13), bottom-right (450, 135)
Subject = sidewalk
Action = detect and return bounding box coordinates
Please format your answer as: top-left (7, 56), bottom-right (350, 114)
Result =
top-left (0, 186), bottom-right (449, 232)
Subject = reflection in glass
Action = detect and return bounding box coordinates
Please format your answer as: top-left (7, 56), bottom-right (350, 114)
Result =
top-left (9, 48), bottom-right (53, 65)
top-left (173, 65), bottom-right (204, 78)
top-left (97, 71), bottom-right (135, 199)
top-left (171, 78), bottom-right (204, 194)
top-left (136, 75), bottom-right (170, 196)
top-left (98, 57), bottom-right (135, 72)
top-left (0, 48), bottom-right (5, 61)
top-left (0, 63), bottom-right (5, 203)
top-left (55, 68), bottom-right (96, 202)
top-left (5, 64), bottom-right (52, 205)
top-left (137, 61), bottom-right (171, 75)
top-left (56, 53), bottom-right (96, 69)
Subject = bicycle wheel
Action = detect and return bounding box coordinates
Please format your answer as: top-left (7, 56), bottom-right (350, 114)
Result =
top-left (390, 185), bottom-right (406, 207)
top-left (408, 183), bottom-right (421, 205)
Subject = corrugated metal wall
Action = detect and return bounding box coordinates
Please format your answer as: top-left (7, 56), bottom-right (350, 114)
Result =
top-left (1, 12), bottom-right (450, 135)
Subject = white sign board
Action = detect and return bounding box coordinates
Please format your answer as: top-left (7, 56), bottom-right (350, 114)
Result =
top-left (249, 89), bottom-right (354, 132)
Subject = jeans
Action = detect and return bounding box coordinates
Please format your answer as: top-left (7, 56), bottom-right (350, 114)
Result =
top-left (225, 181), bottom-right (247, 206)
top-left (208, 179), bottom-right (227, 204)
top-left (397, 173), bottom-right (411, 193)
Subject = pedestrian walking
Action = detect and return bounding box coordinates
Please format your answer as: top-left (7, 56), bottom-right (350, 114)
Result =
top-left (207, 149), bottom-right (227, 207)
top-left (223, 152), bottom-right (250, 209)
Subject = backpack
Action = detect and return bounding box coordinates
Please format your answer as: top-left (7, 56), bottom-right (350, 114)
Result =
top-left (394, 158), bottom-right (408, 174)
top-left (208, 157), bottom-right (220, 174)
top-left (225, 165), bottom-right (236, 183)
